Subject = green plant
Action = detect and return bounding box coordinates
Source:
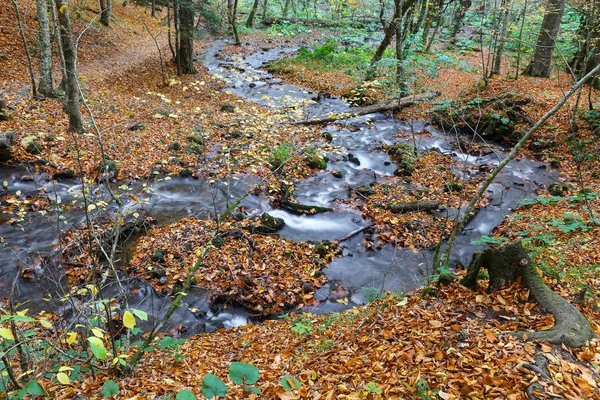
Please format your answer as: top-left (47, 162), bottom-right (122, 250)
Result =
top-left (291, 317), bottom-right (313, 336)
top-left (415, 378), bottom-right (434, 399)
top-left (200, 362), bottom-right (263, 398)
top-left (364, 381), bottom-right (382, 394)
top-left (269, 143), bottom-right (293, 170)
top-left (280, 374), bottom-right (301, 391)
top-left (101, 380), bottom-right (120, 398)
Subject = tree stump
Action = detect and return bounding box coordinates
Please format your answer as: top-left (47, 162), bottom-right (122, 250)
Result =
top-left (462, 241), bottom-right (596, 347)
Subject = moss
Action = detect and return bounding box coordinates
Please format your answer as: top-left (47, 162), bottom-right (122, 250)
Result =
top-left (347, 153), bottom-right (360, 165)
top-left (168, 142), bottom-right (181, 151)
top-left (179, 168), bottom-right (192, 177)
top-left (322, 132), bottom-right (333, 142)
top-left (445, 180), bottom-right (464, 192)
top-left (25, 141), bottom-right (42, 155)
top-left (315, 242), bottom-right (328, 257)
top-left (421, 286), bottom-right (438, 298)
top-left (437, 271), bottom-right (455, 287)
top-left (255, 213), bottom-right (285, 234)
top-left (332, 170), bottom-right (343, 178)
top-left (304, 154), bottom-right (327, 170)
top-left (187, 135), bottom-right (203, 145)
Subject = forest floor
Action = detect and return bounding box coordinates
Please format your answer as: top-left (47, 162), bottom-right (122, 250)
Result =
top-left (1, 2), bottom-right (600, 399)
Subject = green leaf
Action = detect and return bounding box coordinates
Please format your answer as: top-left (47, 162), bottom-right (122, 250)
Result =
top-left (101, 380), bottom-right (120, 398)
top-left (243, 385), bottom-right (261, 395)
top-left (176, 389), bottom-right (197, 400)
top-left (201, 374), bottom-right (228, 399)
top-left (280, 375), bottom-right (301, 390)
top-left (131, 309), bottom-right (148, 321)
top-left (87, 337), bottom-right (107, 360)
top-left (24, 380), bottom-right (45, 395)
top-left (229, 362), bottom-right (260, 385)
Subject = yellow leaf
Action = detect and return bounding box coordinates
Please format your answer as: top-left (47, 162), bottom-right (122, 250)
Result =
top-left (87, 204), bottom-right (96, 212)
top-left (66, 332), bottom-right (77, 345)
top-left (58, 366), bottom-right (73, 372)
top-left (59, 5), bottom-right (67, 13)
top-left (91, 327), bottom-right (104, 338)
top-left (39, 318), bottom-right (53, 328)
top-left (56, 372), bottom-right (70, 385)
top-left (123, 311), bottom-right (136, 329)
top-left (0, 328), bottom-right (15, 340)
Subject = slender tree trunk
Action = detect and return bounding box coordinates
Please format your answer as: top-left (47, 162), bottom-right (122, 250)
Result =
top-left (151, 0), bottom-right (156, 17)
top-left (11, 0), bottom-right (37, 98)
top-left (173, 0), bottom-right (181, 74)
top-left (450, 0), bottom-right (471, 42)
top-left (178, 0), bottom-right (197, 74)
top-left (167, 1), bottom-right (176, 61)
top-left (523, 0), bottom-right (565, 78)
top-left (36, 0), bottom-right (57, 98)
top-left (491, 0), bottom-right (511, 76)
top-left (262, 0), bottom-right (268, 20)
top-left (246, 0), bottom-right (260, 27)
top-left (50, 0), bottom-right (67, 90)
top-left (282, 0), bottom-right (291, 18)
top-left (54, 0), bottom-right (84, 132)
top-left (99, 0), bottom-right (111, 27)
top-left (370, 0), bottom-right (418, 68)
top-left (514, 0), bottom-right (528, 80)
top-left (227, 0), bottom-right (241, 45)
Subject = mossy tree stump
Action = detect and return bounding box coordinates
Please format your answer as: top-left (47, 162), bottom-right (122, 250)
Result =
top-left (462, 241), bottom-right (596, 348)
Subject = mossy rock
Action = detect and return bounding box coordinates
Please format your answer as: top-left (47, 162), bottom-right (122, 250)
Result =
top-left (187, 135), bottom-right (203, 145)
top-left (150, 250), bottom-right (165, 263)
top-left (315, 242), bottom-right (328, 257)
top-left (332, 170), bottom-right (343, 178)
top-left (220, 102), bottom-right (236, 112)
top-left (255, 213), bottom-right (285, 234)
top-left (304, 154), bottom-right (327, 170)
top-left (548, 182), bottom-right (568, 197)
top-left (179, 168), bottom-right (193, 177)
top-left (168, 142), bottom-right (181, 151)
top-left (53, 169), bottom-right (75, 180)
top-left (25, 141), bottom-right (42, 155)
top-left (347, 153), bottom-right (360, 165)
top-left (99, 158), bottom-right (119, 174)
top-left (322, 132), bottom-right (333, 142)
top-left (445, 180), bottom-right (464, 192)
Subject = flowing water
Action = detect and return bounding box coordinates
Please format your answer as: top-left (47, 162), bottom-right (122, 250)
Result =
top-left (0, 40), bottom-right (559, 334)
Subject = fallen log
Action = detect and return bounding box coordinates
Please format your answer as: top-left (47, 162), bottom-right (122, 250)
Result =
top-left (261, 17), bottom-right (366, 28)
top-left (462, 241), bottom-right (596, 348)
top-left (281, 200), bottom-right (333, 215)
top-left (386, 200), bottom-right (440, 214)
top-left (293, 92), bottom-right (440, 125)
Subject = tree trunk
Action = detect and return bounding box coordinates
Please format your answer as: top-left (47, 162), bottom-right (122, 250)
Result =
top-left (282, 0), bottom-right (291, 18)
top-left (523, 0), bottom-right (565, 78)
top-left (462, 242), bottom-right (596, 348)
top-left (246, 0), bottom-right (260, 27)
top-left (369, 0), bottom-right (418, 69)
top-left (11, 0), bottom-right (37, 98)
top-left (491, 0), bottom-right (511, 76)
top-left (450, 0), bottom-right (471, 43)
top-left (99, 0), bottom-right (111, 27)
top-left (36, 0), bottom-right (57, 98)
top-left (261, 0), bottom-right (268, 20)
top-left (227, 0), bottom-right (241, 45)
top-left (151, 0), bottom-right (156, 17)
top-left (178, 0), bottom-right (196, 74)
top-left (54, 0), bottom-right (84, 132)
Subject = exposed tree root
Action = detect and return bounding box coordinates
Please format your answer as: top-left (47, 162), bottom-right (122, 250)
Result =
top-left (462, 241), bottom-right (596, 348)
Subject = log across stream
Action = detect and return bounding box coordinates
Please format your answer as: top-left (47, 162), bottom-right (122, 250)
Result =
top-left (0, 40), bottom-right (560, 335)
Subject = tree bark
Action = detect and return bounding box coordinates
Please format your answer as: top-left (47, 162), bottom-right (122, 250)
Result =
top-left (523, 0), bottom-right (565, 78)
top-left (227, 0), bottom-right (241, 45)
top-left (11, 0), bottom-right (37, 98)
top-left (99, 0), bottom-right (111, 27)
top-left (491, 0), bottom-right (511, 76)
top-left (36, 0), bottom-right (57, 98)
top-left (282, 0), bottom-right (291, 18)
top-left (54, 0), bottom-right (84, 132)
top-left (450, 0), bottom-right (471, 43)
top-left (369, 0), bottom-right (418, 69)
top-left (462, 242), bottom-right (596, 348)
top-left (246, 0), bottom-right (260, 27)
top-left (178, 0), bottom-right (197, 74)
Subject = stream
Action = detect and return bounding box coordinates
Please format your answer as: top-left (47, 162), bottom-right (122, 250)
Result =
top-left (0, 40), bottom-right (559, 335)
